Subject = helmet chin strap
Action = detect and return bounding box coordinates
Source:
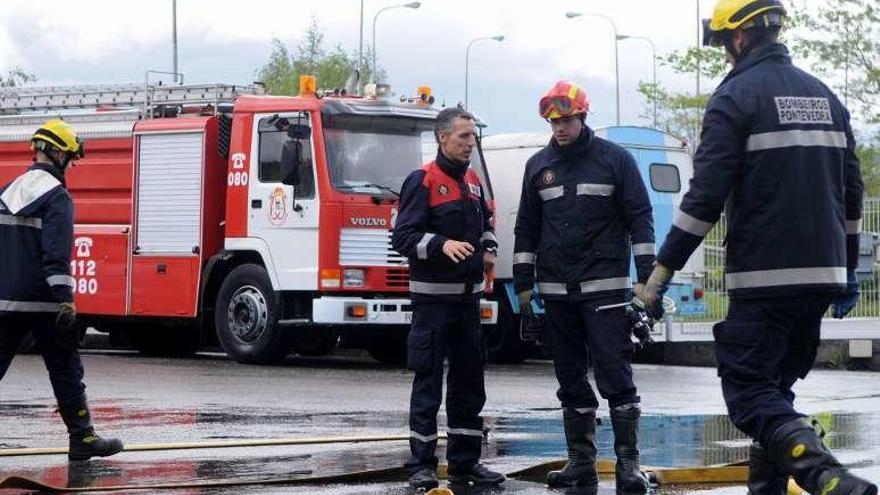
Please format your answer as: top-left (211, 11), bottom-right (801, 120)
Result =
top-left (44, 148), bottom-right (71, 173)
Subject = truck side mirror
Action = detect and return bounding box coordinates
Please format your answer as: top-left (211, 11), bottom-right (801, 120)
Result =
top-left (281, 140), bottom-right (302, 187)
top-left (287, 124), bottom-right (311, 140)
top-left (649, 163), bottom-right (681, 193)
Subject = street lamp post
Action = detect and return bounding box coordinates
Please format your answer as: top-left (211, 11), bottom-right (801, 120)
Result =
top-left (617, 34), bottom-right (658, 127)
top-left (465, 35), bottom-right (504, 110)
top-left (371, 2), bottom-right (421, 84)
top-left (566, 12), bottom-right (620, 125)
top-left (359, 0), bottom-right (364, 88)
top-left (172, 0), bottom-right (179, 83)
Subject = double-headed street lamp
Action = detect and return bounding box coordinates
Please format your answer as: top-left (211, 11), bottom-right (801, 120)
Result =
top-left (565, 12), bottom-right (620, 125)
top-left (464, 35), bottom-right (504, 110)
top-left (371, 2), bottom-right (421, 84)
top-left (617, 34), bottom-right (658, 127)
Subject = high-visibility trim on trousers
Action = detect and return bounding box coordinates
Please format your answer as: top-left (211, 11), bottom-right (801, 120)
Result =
top-left (447, 428), bottom-right (483, 437)
top-left (410, 430), bottom-right (439, 443)
top-left (725, 266), bottom-right (847, 290)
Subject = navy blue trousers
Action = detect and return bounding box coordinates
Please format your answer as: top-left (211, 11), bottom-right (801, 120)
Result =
top-left (405, 302), bottom-right (486, 474)
top-left (0, 312), bottom-right (85, 403)
top-left (713, 294), bottom-right (834, 446)
top-left (544, 297), bottom-right (639, 410)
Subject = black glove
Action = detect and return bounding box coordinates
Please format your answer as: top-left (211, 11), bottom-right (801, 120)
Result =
top-left (626, 306), bottom-right (655, 349)
top-left (56, 302), bottom-right (77, 329)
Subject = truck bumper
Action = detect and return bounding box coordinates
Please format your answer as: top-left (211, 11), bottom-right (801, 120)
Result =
top-left (311, 297), bottom-right (498, 325)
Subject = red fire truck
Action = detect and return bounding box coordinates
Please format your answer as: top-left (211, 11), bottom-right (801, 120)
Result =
top-left (0, 79), bottom-right (497, 364)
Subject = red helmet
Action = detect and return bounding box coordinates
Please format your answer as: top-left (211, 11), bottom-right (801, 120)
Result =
top-left (539, 80), bottom-right (590, 119)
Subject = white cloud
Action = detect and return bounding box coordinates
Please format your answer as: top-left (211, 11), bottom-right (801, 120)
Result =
top-left (0, 0), bottom-right (846, 132)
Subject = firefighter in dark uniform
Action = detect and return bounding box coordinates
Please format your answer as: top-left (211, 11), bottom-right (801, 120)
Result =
top-left (0, 119), bottom-right (124, 461)
top-left (514, 81), bottom-right (654, 492)
top-left (639, 2), bottom-right (877, 494)
top-left (392, 107), bottom-right (505, 490)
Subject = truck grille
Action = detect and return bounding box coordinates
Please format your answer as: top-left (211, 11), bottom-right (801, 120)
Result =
top-left (386, 268), bottom-right (410, 288)
top-left (339, 228), bottom-right (407, 267)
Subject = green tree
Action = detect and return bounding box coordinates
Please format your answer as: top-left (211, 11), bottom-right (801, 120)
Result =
top-left (789, 0), bottom-right (880, 123)
top-left (257, 16), bottom-right (382, 96)
top-left (858, 144), bottom-right (880, 197)
top-left (0, 68), bottom-right (36, 87)
top-left (636, 47), bottom-right (727, 150)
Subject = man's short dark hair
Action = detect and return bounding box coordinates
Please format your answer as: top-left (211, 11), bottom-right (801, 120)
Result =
top-left (434, 107), bottom-right (475, 142)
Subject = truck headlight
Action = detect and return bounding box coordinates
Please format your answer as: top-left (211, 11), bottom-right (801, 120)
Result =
top-left (343, 269), bottom-right (365, 288)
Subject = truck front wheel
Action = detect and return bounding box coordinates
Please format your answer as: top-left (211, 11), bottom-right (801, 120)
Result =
top-left (214, 264), bottom-right (290, 364)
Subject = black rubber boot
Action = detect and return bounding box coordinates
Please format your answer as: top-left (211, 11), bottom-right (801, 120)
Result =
top-left (408, 467), bottom-right (439, 490)
top-left (59, 395), bottom-right (124, 461)
top-left (748, 442), bottom-right (787, 495)
top-left (547, 408), bottom-right (599, 488)
top-left (768, 418), bottom-right (877, 495)
top-left (610, 405), bottom-right (650, 493)
top-left (448, 463), bottom-right (505, 485)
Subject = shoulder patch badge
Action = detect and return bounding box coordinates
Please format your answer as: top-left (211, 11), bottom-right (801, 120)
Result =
top-left (438, 184), bottom-right (450, 196)
top-left (542, 169), bottom-right (556, 185)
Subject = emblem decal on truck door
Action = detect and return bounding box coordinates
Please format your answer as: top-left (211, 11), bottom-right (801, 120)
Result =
top-left (268, 187), bottom-right (289, 226)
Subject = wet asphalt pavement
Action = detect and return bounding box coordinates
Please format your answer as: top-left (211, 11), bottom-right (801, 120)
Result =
top-left (1, 348), bottom-right (878, 494)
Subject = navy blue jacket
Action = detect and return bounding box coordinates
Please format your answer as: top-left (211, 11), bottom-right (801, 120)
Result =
top-left (513, 127), bottom-right (655, 301)
top-left (657, 44), bottom-right (863, 299)
top-left (0, 162), bottom-right (75, 313)
top-left (392, 152), bottom-right (496, 304)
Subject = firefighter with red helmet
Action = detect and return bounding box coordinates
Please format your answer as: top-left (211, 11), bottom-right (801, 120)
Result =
top-left (0, 119), bottom-right (124, 461)
top-left (513, 81), bottom-right (655, 491)
top-left (639, 1), bottom-right (876, 494)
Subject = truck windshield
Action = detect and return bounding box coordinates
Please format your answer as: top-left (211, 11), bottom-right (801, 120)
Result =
top-left (322, 114), bottom-right (492, 199)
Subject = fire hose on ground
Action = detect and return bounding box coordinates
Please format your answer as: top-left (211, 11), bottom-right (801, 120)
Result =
top-left (0, 432), bottom-right (817, 494)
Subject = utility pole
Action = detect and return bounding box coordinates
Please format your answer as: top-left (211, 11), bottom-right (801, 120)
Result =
top-left (173, 0), bottom-right (179, 82)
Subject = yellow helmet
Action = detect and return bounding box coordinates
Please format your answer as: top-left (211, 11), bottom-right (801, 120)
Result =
top-left (703, 0), bottom-right (786, 47)
top-left (32, 119), bottom-right (85, 158)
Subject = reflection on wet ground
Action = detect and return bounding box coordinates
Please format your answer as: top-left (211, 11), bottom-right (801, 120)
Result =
top-left (1, 406), bottom-right (877, 494)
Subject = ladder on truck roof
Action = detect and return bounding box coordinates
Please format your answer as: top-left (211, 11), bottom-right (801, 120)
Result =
top-left (0, 82), bottom-right (263, 116)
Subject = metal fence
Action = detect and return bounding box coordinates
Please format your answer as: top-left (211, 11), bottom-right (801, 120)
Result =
top-left (681, 197), bottom-right (880, 322)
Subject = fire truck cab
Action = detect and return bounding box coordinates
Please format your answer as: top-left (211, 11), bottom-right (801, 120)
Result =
top-left (0, 79), bottom-right (497, 364)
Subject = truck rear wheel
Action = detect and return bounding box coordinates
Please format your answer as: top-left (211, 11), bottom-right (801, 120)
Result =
top-left (214, 264), bottom-right (291, 365)
top-left (365, 327), bottom-right (407, 366)
top-left (484, 294), bottom-right (531, 364)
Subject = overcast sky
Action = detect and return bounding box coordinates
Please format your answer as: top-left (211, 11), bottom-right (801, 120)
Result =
top-left (0, 0), bottom-right (834, 134)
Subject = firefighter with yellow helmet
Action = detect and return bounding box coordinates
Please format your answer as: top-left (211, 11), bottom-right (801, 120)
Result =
top-left (0, 119), bottom-right (124, 460)
top-left (514, 81), bottom-right (656, 491)
top-left (639, 1), bottom-right (876, 494)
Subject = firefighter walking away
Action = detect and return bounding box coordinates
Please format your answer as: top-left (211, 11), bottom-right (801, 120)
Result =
top-left (638, 1), bottom-right (878, 494)
top-left (0, 119), bottom-right (124, 461)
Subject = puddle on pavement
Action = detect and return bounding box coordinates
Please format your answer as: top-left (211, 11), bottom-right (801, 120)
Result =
top-left (1, 411), bottom-right (877, 494)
